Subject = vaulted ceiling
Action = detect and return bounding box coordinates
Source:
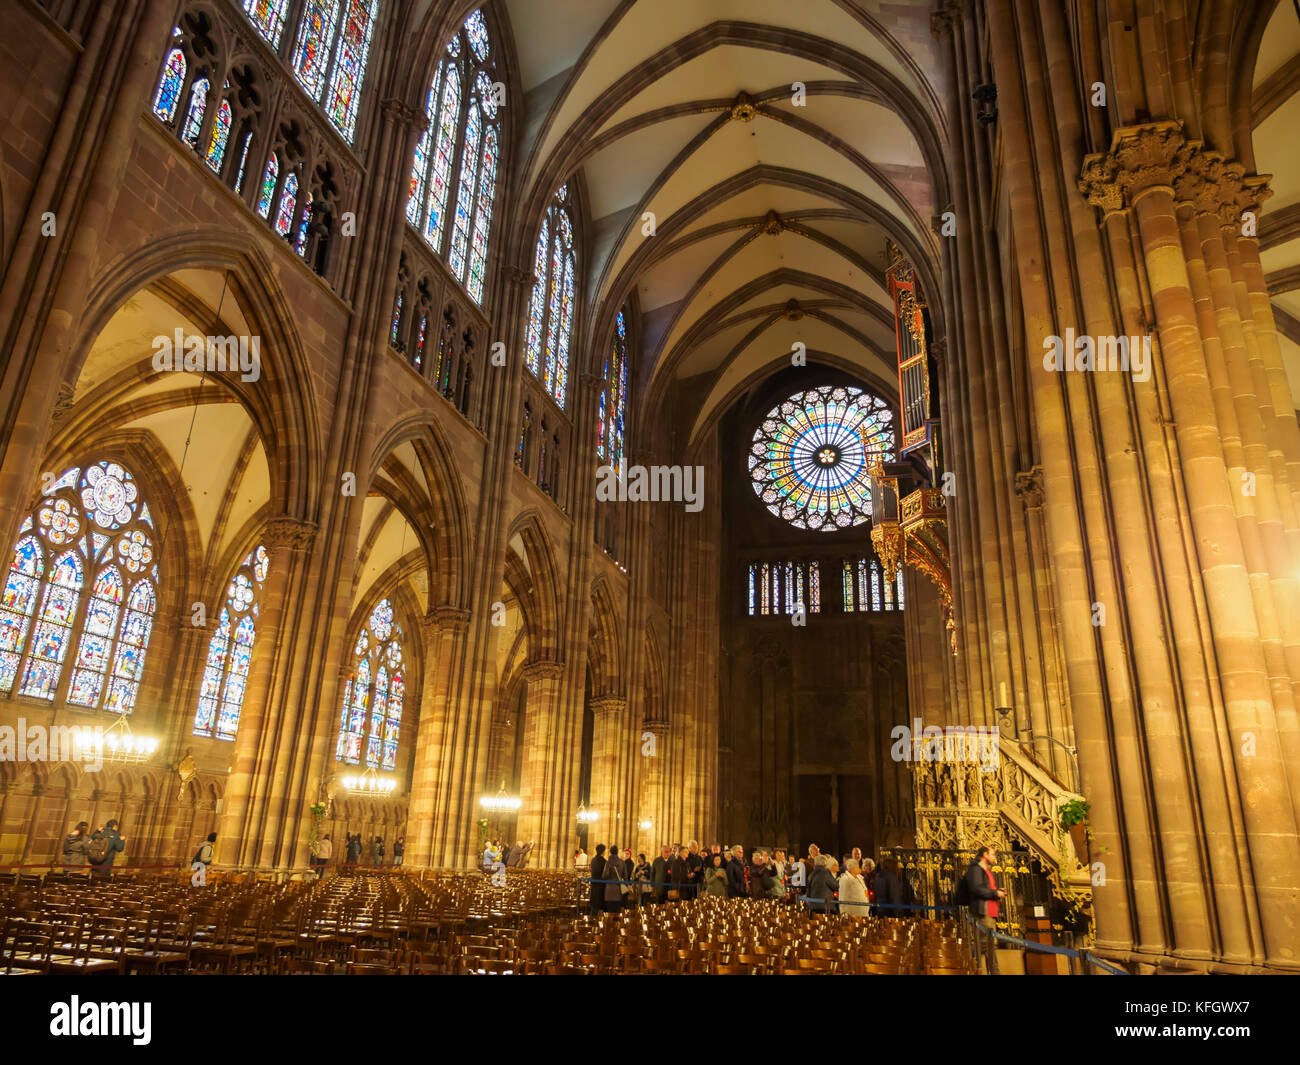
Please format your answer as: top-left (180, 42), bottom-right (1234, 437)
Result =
top-left (501, 0), bottom-right (949, 442)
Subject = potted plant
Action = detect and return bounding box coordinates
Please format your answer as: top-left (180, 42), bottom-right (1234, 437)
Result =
top-left (308, 801), bottom-right (327, 857)
top-left (1059, 797), bottom-right (1090, 865)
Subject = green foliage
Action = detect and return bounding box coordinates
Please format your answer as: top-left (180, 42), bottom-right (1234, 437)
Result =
top-left (1059, 798), bottom-right (1090, 828)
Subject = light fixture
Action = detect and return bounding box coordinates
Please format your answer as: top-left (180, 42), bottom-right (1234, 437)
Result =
top-left (638, 819), bottom-right (653, 831)
top-left (341, 769), bottom-right (397, 794)
top-left (576, 802), bottom-right (598, 824)
top-left (479, 784), bottom-right (521, 812)
top-left (100, 717), bottom-right (159, 764)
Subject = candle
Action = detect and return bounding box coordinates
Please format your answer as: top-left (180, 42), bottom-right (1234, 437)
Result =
top-left (999, 681), bottom-right (1008, 707)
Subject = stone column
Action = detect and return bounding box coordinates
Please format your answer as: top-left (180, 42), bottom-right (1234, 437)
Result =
top-left (406, 605), bottom-right (471, 868)
top-left (515, 659), bottom-right (572, 866)
top-left (587, 694), bottom-right (627, 837)
top-left (217, 516), bottom-right (317, 866)
top-left (0, 1), bottom-right (175, 552)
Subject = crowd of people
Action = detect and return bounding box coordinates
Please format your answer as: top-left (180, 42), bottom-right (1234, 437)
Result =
top-left (481, 838), bottom-right (535, 869)
top-left (573, 840), bottom-right (923, 918)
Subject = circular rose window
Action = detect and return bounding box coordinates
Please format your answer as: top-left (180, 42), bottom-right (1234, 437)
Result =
top-left (748, 385), bottom-right (894, 531)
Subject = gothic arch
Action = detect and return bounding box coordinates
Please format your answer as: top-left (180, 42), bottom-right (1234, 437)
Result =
top-left (73, 228), bottom-right (323, 519)
top-left (365, 416), bottom-right (473, 610)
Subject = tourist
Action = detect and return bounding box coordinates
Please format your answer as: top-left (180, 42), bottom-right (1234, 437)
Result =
top-left (633, 853), bottom-right (652, 906)
top-left (770, 848), bottom-right (788, 898)
top-left (316, 833), bottom-right (332, 877)
top-left (669, 844), bottom-right (690, 900)
top-left (685, 840), bottom-right (704, 898)
top-left (839, 858), bottom-right (869, 917)
top-left (589, 844), bottom-right (607, 915)
top-left (392, 835), bottom-right (403, 867)
top-left (194, 831), bottom-right (217, 869)
top-left (748, 850), bottom-right (777, 898)
top-left (373, 836), bottom-right (385, 866)
top-left (725, 844), bottom-right (746, 898)
top-left (873, 857), bottom-right (908, 917)
top-left (574, 846), bottom-right (588, 872)
top-left (651, 844), bottom-right (672, 903)
top-left (87, 819), bottom-right (124, 877)
top-left (806, 855), bottom-right (837, 914)
top-left (61, 821), bottom-right (90, 868)
top-left (703, 852), bottom-right (728, 897)
top-left (964, 845), bottom-right (1005, 930)
top-left (506, 839), bottom-right (524, 867)
top-left (603, 845), bottom-right (628, 912)
top-left (346, 833), bottom-right (362, 868)
top-left (517, 839), bottom-right (534, 868)
top-left (788, 852), bottom-right (807, 891)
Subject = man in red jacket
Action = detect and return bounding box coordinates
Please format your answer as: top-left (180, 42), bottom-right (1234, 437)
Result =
top-left (965, 844), bottom-right (1006, 930)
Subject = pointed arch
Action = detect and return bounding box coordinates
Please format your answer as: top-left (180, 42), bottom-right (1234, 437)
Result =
top-left (75, 229), bottom-right (324, 519)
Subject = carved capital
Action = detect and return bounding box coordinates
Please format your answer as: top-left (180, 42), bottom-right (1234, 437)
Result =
top-left (930, 336), bottom-right (948, 360)
top-left (521, 658), bottom-right (565, 682)
top-left (579, 371), bottom-right (604, 396)
top-left (589, 695), bottom-right (627, 716)
top-left (1077, 154), bottom-right (1124, 215)
top-left (930, 1), bottom-right (960, 38)
top-left (380, 97), bottom-right (428, 134)
top-left (423, 604), bottom-right (470, 637)
top-left (505, 266), bottom-right (537, 289)
top-left (263, 515), bottom-right (317, 553)
top-left (1080, 121), bottom-right (1191, 215)
top-left (1014, 465), bottom-right (1045, 510)
top-left (1232, 174), bottom-right (1274, 233)
top-left (641, 719), bottom-right (668, 735)
top-left (1172, 146), bottom-right (1244, 221)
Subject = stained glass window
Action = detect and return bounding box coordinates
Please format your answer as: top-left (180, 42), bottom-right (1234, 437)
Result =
top-left (406, 11), bottom-right (499, 305)
top-left (256, 154), bottom-right (279, 218)
top-left (425, 64), bottom-right (460, 250)
top-left (523, 218), bottom-right (549, 377)
top-left (323, 0), bottom-right (379, 142)
top-left (840, 557), bottom-right (902, 612)
top-left (524, 190), bottom-right (577, 408)
top-left (749, 385), bottom-right (894, 532)
top-left (180, 77), bottom-right (209, 147)
top-left (233, 130), bottom-right (253, 194)
top-left (205, 96), bottom-right (232, 172)
top-left (448, 101), bottom-right (481, 281)
top-left (275, 171), bottom-right (298, 236)
top-left (413, 314), bottom-right (428, 371)
top-left (153, 48), bottom-right (187, 124)
top-left (292, 0), bottom-right (340, 101)
top-left (194, 545), bottom-right (268, 740)
top-left (335, 598), bottom-right (405, 769)
top-left (296, 191), bottom-right (313, 255)
top-left (599, 310), bottom-right (630, 472)
top-left (390, 291), bottom-right (404, 347)
top-left (242, 0), bottom-right (292, 47)
top-left (290, 0), bottom-right (377, 142)
top-left (2, 461), bottom-right (158, 711)
top-left (746, 561), bottom-right (820, 616)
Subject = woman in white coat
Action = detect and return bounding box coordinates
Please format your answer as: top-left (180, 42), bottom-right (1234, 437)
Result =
top-left (839, 858), bottom-right (870, 917)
